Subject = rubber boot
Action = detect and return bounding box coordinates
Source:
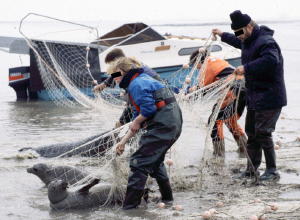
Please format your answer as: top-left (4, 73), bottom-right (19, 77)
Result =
top-left (157, 179), bottom-right (173, 202)
top-left (238, 148), bottom-right (261, 179)
top-left (260, 147), bottom-right (280, 181)
top-left (212, 139), bottom-right (225, 157)
top-left (122, 187), bottom-right (145, 210)
top-left (238, 163), bottom-right (260, 178)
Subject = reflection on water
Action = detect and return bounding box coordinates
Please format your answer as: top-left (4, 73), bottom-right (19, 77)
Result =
top-left (0, 101), bottom-right (113, 152)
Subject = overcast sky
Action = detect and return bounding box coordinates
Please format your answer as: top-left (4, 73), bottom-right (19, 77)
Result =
top-left (1, 0), bottom-right (300, 24)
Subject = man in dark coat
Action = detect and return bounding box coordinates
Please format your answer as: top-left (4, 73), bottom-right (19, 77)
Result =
top-left (212, 10), bottom-right (287, 181)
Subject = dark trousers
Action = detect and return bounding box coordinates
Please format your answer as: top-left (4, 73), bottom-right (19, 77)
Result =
top-left (122, 139), bottom-right (175, 209)
top-left (245, 108), bottom-right (281, 172)
top-left (127, 138), bottom-right (175, 191)
top-left (123, 100), bottom-right (182, 209)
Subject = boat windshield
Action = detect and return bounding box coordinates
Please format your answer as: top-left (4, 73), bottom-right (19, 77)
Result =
top-left (95, 23), bottom-right (165, 46)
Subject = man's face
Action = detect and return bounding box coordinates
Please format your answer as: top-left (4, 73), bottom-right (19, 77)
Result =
top-left (234, 26), bottom-right (251, 41)
top-left (113, 69), bottom-right (124, 83)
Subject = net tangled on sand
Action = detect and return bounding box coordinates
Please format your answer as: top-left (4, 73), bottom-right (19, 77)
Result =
top-left (20, 13), bottom-right (247, 209)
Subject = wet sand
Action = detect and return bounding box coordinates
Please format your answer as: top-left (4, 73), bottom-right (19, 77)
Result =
top-left (1, 21), bottom-right (300, 220)
top-left (142, 138), bottom-right (300, 220)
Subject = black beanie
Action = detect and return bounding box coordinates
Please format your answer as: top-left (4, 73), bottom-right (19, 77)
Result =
top-left (230, 10), bottom-right (251, 30)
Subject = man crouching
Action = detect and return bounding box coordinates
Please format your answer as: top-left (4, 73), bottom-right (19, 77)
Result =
top-left (108, 57), bottom-right (182, 210)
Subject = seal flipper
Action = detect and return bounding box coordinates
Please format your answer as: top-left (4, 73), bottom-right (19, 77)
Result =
top-left (77, 178), bottom-right (100, 194)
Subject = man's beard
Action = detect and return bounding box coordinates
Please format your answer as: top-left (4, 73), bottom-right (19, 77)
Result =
top-left (241, 30), bottom-right (251, 41)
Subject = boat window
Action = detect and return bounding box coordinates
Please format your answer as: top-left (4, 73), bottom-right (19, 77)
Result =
top-left (120, 28), bottom-right (165, 46)
top-left (95, 23), bottom-right (165, 46)
top-left (211, 45), bottom-right (222, 52)
top-left (178, 47), bottom-right (201, 56)
top-left (178, 45), bottom-right (222, 56)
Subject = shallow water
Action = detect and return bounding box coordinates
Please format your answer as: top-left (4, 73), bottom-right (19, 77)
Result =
top-left (280, 190), bottom-right (300, 199)
top-left (0, 20), bottom-right (300, 219)
top-left (279, 172), bottom-right (300, 185)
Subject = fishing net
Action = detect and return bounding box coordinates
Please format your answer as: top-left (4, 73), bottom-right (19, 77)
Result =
top-left (164, 44), bottom-right (248, 191)
top-left (19, 13), bottom-right (247, 210)
top-left (24, 123), bottom-right (139, 208)
top-left (19, 13), bottom-right (125, 114)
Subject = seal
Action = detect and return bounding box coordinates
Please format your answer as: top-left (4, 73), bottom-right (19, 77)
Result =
top-left (47, 179), bottom-right (124, 210)
top-left (19, 130), bottom-right (117, 158)
top-left (27, 163), bottom-right (90, 186)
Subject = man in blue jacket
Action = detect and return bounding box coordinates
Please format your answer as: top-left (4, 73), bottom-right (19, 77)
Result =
top-left (110, 57), bottom-right (182, 210)
top-left (212, 10), bottom-right (287, 181)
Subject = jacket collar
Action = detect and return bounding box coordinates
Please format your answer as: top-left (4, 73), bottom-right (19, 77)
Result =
top-left (244, 25), bottom-right (260, 45)
top-left (119, 68), bottom-right (144, 89)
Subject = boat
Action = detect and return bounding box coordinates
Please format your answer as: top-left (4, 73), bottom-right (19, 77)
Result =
top-left (1, 20), bottom-right (241, 101)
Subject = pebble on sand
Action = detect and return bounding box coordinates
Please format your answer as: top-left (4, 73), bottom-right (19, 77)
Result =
top-left (253, 198), bottom-right (261, 203)
top-left (157, 202), bottom-right (165, 208)
top-left (202, 211), bottom-right (211, 219)
top-left (172, 204), bottom-right (183, 211)
top-left (216, 201), bottom-right (224, 207)
top-left (165, 159), bottom-right (174, 166)
top-left (258, 214), bottom-right (267, 220)
top-left (264, 206), bottom-right (272, 213)
top-left (249, 215), bottom-right (258, 220)
top-left (208, 208), bottom-right (216, 215)
top-left (270, 203), bottom-right (279, 211)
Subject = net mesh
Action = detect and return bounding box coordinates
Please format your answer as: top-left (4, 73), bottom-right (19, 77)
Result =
top-left (20, 13), bottom-right (125, 113)
top-left (19, 13), bottom-right (248, 212)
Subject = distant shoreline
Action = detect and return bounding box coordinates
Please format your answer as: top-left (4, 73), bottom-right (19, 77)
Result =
top-left (1, 19), bottom-right (300, 26)
top-left (152, 19), bottom-right (300, 27)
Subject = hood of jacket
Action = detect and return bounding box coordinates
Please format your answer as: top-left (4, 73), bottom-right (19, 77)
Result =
top-left (244, 25), bottom-right (274, 44)
top-left (119, 68), bottom-right (144, 89)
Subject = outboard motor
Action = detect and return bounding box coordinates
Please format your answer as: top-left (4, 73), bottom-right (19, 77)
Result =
top-left (8, 66), bottom-right (30, 100)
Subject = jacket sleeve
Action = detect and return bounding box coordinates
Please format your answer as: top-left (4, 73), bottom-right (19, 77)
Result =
top-left (119, 106), bottom-right (134, 124)
top-left (244, 41), bottom-right (280, 80)
top-left (103, 76), bottom-right (115, 87)
top-left (221, 32), bottom-right (242, 49)
top-left (131, 83), bottom-right (157, 118)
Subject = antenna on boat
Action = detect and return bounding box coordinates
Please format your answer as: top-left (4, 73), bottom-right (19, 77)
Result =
top-left (19, 13), bottom-right (99, 39)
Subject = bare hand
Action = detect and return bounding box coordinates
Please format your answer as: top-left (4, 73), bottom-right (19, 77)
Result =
top-left (182, 64), bottom-right (189, 69)
top-left (188, 85), bottom-right (197, 93)
top-left (93, 83), bottom-right (106, 93)
top-left (233, 66), bottom-right (245, 76)
top-left (130, 120), bottom-right (141, 133)
top-left (116, 143), bottom-right (125, 156)
top-left (114, 121), bottom-right (123, 129)
top-left (235, 74), bottom-right (244, 80)
top-left (212, 28), bottom-right (223, 37)
top-left (198, 47), bottom-right (207, 54)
